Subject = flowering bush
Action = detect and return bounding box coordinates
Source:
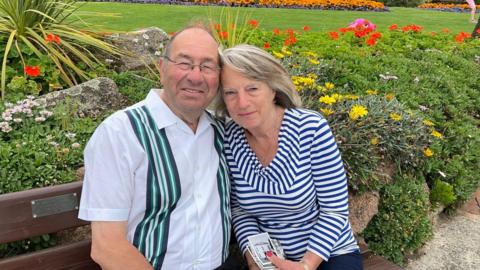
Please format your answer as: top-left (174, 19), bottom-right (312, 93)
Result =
top-left (418, 3), bottom-right (480, 11)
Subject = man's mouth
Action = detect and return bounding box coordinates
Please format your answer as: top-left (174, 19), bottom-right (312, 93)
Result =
top-left (182, 88), bottom-right (205, 94)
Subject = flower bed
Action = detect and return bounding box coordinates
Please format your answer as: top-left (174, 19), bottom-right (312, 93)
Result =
top-left (418, 3), bottom-right (480, 12)
top-left (90, 0), bottom-right (388, 11)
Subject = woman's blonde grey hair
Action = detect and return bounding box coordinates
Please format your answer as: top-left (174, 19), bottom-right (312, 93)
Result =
top-left (215, 44), bottom-right (302, 118)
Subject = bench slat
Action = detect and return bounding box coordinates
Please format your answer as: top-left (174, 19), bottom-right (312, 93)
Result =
top-left (0, 181), bottom-right (88, 244)
top-left (0, 239), bottom-right (100, 270)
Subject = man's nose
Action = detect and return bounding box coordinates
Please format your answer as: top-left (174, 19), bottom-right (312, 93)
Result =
top-left (186, 66), bottom-right (204, 84)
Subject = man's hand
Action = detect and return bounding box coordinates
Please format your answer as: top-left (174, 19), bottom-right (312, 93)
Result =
top-left (91, 221), bottom-right (153, 270)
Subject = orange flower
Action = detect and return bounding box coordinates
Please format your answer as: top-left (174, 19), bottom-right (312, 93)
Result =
top-left (24, 65), bottom-right (40, 77)
top-left (45, 33), bottom-right (61, 44)
top-left (442, 28), bottom-right (450, 33)
top-left (329, 32), bottom-right (339, 40)
top-left (263, 42), bottom-right (270, 49)
top-left (388, 24), bottom-right (398, 31)
top-left (370, 32), bottom-right (382, 39)
top-left (303, 25), bottom-right (311, 31)
top-left (213, 23), bottom-right (221, 31)
top-left (273, 28), bottom-right (280, 35)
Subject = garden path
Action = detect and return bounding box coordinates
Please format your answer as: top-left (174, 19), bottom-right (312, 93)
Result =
top-left (405, 188), bottom-right (480, 270)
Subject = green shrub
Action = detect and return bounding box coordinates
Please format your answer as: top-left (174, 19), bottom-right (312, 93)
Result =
top-left (0, 0), bottom-right (121, 99)
top-left (0, 96), bottom-right (101, 256)
top-left (363, 176), bottom-right (432, 265)
top-left (430, 179), bottom-right (456, 207)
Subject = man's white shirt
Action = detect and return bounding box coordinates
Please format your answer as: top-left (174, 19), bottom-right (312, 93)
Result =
top-left (79, 89), bottom-right (224, 270)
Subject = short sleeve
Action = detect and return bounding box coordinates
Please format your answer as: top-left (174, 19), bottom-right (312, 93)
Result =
top-left (78, 112), bottom-right (143, 221)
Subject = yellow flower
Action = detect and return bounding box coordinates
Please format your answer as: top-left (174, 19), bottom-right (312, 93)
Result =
top-left (307, 73), bottom-right (318, 79)
top-left (366, 89), bottom-right (378, 95)
top-left (324, 82), bottom-right (335, 90)
top-left (304, 51), bottom-right (318, 58)
top-left (272, 51), bottom-right (284, 59)
top-left (370, 137), bottom-right (379, 145)
top-left (281, 46), bottom-right (292, 55)
top-left (343, 94), bottom-right (359, 100)
top-left (423, 148), bottom-right (434, 157)
top-left (389, 113), bottom-right (402, 121)
top-left (385, 93), bottom-right (395, 101)
top-left (349, 105), bottom-right (368, 120)
top-left (317, 85), bottom-right (327, 92)
top-left (423, 120), bottom-right (434, 126)
top-left (320, 108), bottom-right (334, 116)
top-left (309, 59), bottom-right (320, 65)
top-left (431, 130), bottom-right (443, 138)
top-left (319, 95), bottom-right (337, 105)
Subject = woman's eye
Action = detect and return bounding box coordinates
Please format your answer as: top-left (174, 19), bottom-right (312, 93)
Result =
top-left (224, 90), bottom-right (236, 96)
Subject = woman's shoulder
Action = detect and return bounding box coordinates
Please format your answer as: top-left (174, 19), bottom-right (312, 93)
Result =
top-left (284, 108), bottom-right (327, 127)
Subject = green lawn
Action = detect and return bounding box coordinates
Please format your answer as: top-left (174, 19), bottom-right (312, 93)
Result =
top-left (78, 2), bottom-right (476, 33)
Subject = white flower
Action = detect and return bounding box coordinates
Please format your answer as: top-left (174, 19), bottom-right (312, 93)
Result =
top-left (144, 42), bottom-right (149, 47)
top-left (46, 135), bottom-right (54, 141)
top-left (105, 59), bottom-right (114, 64)
top-left (379, 74), bottom-right (398, 81)
top-left (0, 121), bottom-right (12, 133)
top-left (4, 102), bottom-right (13, 108)
top-left (418, 105), bottom-right (428, 111)
top-left (65, 132), bottom-right (76, 139)
top-left (35, 116), bottom-right (46, 122)
top-left (142, 34), bottom-right (150, 40)
top-left (154, 51), bottom-right (162, 56)
top-left (413, 76), bottom-right (420, 83)
top-left (2, 111), bottom-right (12, 120)
top-left (438, 170), bottom-right (446, 178)
top-left (13, 118), bottom-right (22, 123)
top-left (132, 38), bottom-right (139, 43)
top-left (71, 142), bottom-right (81, 149)
top-left (49, 141), bottom-right (59, 148)
top-left (40, 110), bottom-right (53, 118)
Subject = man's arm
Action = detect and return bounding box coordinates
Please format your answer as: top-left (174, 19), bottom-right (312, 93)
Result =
top-left (90, 221), bottom-right (153, 270)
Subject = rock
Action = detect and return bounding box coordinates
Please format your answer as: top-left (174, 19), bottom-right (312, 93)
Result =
top-left (349, 191), bottom-right (379, 234)
top-left (37, 77), bottom-right (126, 118)
top-left (76, 167), bottom-right (85, 181)
top-left (108, 27), bottom-right (170, 71)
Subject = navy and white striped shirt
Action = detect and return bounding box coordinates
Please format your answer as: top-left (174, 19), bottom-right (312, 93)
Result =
top-left (225, 108), bottom-right (359, 262)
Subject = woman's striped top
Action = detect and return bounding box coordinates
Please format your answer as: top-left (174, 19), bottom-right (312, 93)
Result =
top-left (225, 108), bottom-right (359, 262)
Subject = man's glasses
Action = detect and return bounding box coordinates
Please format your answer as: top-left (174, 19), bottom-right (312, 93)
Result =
top-left (164, 56), bottom-right (220, 75)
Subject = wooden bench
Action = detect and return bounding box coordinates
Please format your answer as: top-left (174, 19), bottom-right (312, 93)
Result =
top-left (0, 181), bottom-right (99, 270)
top-left (0, 181), bottom-right (402, 270)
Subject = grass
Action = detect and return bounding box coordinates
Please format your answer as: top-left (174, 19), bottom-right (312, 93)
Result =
top-left (77, 2), bottom-right (477, 33)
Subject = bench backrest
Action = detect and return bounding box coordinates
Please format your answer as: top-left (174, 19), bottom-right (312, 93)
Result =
top-left (0, 181), bottom-right (100, 270)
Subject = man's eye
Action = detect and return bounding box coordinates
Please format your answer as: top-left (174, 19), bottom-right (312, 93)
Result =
top-left (223, 90), bottom-right (236, 96)
top-left (177, 62), bottom-right (192, 70)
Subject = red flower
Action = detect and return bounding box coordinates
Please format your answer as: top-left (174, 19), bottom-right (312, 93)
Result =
top-left (284, 36), bottom-right (297, 46)
top-left (402, 24), bottom-right (423, 33)
top-left (248, 20), bottom-right (259, 29)
top-left (303, 25), bottom-right (311, 31)
top-left (339, 28), bottom-right (349, 33)
top-left (329, 32), bottom-right (339, 40)
top-left (213, 23), bottom-right (221, 31)
top-left (388, 24), bottom-right (398, 31)
top-left (354, 30), bottom-right (368, 38)
top-left (263, 42), bottom-right (270, 49)
top-left (366, 37), bottom-right (376, 46)
top-left (45, 33), bottom-right (61, 44)
top-left (431, 32), bottom-right (437, 36)
top-left (220, 31), bottom-right (228, 40)
top-left (370, 32), bottom-right (382, 39)
top-left (477, 28), bottom-right (480, 34)
top-left (442, 28), bottom-right (450, 33)
top-left (455, 32), bottom-right (471, 43)
top-left (24, 65), bottom-right (40, 77)
top-left (273, 28), bottom-right (280, 35)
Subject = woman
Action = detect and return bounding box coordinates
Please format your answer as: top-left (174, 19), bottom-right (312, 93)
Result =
top-left (467, 0), bottom-right (477, 23)
top-left (217, 44), bottom-right (362, 270)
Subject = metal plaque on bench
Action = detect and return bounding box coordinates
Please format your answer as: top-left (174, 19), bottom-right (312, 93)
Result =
top-left (31, 193), bottom-right (79, 218)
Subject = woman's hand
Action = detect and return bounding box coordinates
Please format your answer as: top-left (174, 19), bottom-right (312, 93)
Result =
top-left (265, 252), bottom-right (308, 270)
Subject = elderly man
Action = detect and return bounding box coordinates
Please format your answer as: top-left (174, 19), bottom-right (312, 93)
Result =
top-left (79, 24), bottom-right (231, 270)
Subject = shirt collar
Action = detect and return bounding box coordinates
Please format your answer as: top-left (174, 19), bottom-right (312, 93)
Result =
top-left (144, 89), bottom-right (216, 134)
